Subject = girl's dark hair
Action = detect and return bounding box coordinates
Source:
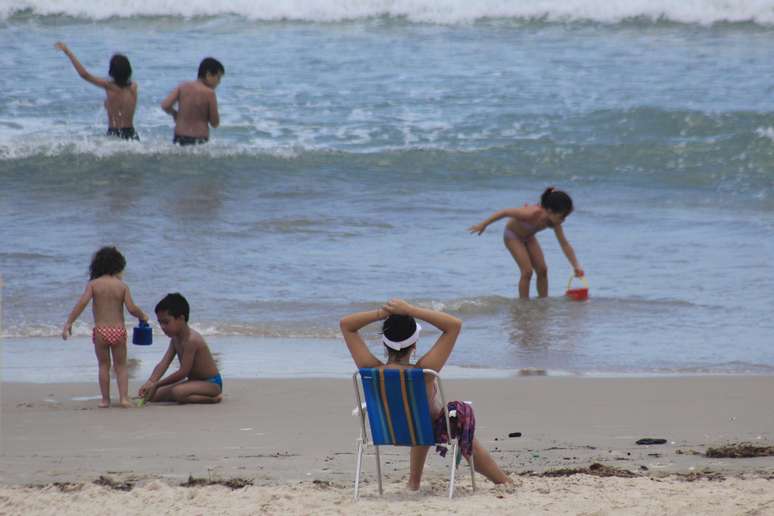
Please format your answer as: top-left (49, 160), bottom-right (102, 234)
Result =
top-left (381, 314), bottom-right (417, 360)
top-left (198, 57), bottom-right (225, 79)
top-left (540, 186), bottom-right (573, 216)
top-left (109, 54), bottom-right (132, 87)
top-left (155, 293), bottom-right (190, 322)
top-left (89, 246), bottom-right (126, 279)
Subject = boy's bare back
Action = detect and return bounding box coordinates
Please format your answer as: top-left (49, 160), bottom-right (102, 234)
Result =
top-left (171, 328), bottom-right (219, 381)
top-left (167, 80), bottom-right (218, 139)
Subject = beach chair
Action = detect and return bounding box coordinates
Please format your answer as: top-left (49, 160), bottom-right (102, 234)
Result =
top-left (352, 367), bottom-right (475, 500)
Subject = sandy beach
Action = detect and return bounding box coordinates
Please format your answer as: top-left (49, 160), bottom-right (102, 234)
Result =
top-left (2, 375), bottom-right (774, 514)
top-left (4, 1), bottom-right (774, 513)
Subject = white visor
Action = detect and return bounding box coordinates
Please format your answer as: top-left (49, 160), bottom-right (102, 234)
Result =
top-left (382, 322), bottom-right (422, 350)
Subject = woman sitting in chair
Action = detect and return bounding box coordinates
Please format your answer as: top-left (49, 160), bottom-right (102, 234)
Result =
top-left (340, 298), bottom-right (512, 490)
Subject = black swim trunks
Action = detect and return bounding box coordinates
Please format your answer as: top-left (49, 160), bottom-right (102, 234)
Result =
top-left (106, 127), bottom-right (140, 140)
top-left (173, 134), bottom-right (208, 146)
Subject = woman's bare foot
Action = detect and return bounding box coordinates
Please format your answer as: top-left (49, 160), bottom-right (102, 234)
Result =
top-left (98, 399), bottom-right (110, 408)
top-left (493, 478), bottom-right (519, 494)
top-left (119, 398), bottom-right (133, 408)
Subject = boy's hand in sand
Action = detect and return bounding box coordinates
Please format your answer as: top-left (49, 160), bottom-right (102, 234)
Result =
top-left (468, 222), bottom-right (487, 235)
top-left (138, 381), bottom-right (157, 401)
top-left (383, 298), bottom-right (412, 316)
top-left (574, 267), bottom-right (585, 277)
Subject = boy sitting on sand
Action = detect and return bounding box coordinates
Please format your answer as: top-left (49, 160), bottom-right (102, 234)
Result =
top-left (138, 293), bottom-right (222, 404)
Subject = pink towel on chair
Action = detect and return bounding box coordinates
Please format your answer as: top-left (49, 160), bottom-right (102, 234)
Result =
top-left (433, 401), bottom-right (476, 460)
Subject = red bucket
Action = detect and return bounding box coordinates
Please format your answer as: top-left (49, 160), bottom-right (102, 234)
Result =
top-left (566, 275), bottom-right (589, 301)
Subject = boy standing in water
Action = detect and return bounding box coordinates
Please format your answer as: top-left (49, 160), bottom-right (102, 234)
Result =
top-left (161, 57), bottom-right (224, 145)
top-left (55, 42), bottom-right (140, 140)
top-left (139, 293), bottom-right (222, 404)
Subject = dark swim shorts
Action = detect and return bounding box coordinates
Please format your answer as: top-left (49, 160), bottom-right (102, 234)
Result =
top-left (107, 127), bottom-right (140, 140)
top-left (173, 134), bottom-right (208, 146)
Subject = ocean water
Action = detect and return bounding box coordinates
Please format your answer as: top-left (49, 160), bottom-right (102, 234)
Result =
top-left (2, 1), bottom-right (774, 382)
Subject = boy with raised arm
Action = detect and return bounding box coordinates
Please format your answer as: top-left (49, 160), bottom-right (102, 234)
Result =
top-left (139, 293), bottom-right (222, 404)
top-left (161, 57), bottom-right (224, 145)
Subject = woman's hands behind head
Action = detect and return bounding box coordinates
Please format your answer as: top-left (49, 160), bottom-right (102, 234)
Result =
top-left (383, 298), bottom-right (413, 316)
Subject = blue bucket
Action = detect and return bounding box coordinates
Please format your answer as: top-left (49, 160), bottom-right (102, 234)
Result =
top-left (132, 320), bottom-right (153, 346)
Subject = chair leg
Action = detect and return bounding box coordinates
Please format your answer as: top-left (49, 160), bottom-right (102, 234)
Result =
top-left (354, 439), bottom-right (364, 501)
top-left (469, 451), bottom-right (476, 492)
top-left (375, 446), bottom-right (383, 495)
top-left (448, 442), bottom-right (458, 499)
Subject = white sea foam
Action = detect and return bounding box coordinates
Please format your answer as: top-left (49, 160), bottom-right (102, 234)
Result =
top-left (755, 126), bottom-right (774, 141)
top-left (3, 0), bottom-right (774, 25)
top-left (0, 133), bottom-right (305, 160)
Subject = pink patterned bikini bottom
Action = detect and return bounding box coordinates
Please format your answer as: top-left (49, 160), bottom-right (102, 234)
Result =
top-left (92, 326), bottom-right (127, 347)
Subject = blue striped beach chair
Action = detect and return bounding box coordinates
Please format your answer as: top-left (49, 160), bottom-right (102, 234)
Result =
top-left (352, 367), bottom-right (475, 500)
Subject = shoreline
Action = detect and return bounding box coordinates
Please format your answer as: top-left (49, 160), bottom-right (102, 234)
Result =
top-left (4, 336), bottom-right (774, 384)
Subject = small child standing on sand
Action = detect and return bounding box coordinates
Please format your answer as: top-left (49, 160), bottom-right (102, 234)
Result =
top-left (138, 293), bottom-right (222, 404)
top-left (160, 57), bottom-right (224, 145)
top-left (469, 186), bottom-right (584, 299)
top-left (55, 42), bottom-right (140, 140)
top-left (62, 246), bottom-right (148, 408)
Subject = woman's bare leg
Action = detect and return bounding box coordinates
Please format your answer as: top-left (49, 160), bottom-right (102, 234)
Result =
top-left (470, 438), bottom-right (512, 484)
top-left (408, 445), bottom-right (431, 490)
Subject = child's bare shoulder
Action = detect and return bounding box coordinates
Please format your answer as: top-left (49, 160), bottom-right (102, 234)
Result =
top-left (524, 203), bottom-right (541, 214)
top-left (109, 275), bottom-right (128, 289)
top-left (509, 204), bottom-right (538, 218)
top-left (523, 204), bottom-right (544, 219)
top-left (179, 80), bottom-right (199, 91)
top-left (90, 275), bottom-right (124, 287)
top-left (185, 329), bottom-right (208, 348)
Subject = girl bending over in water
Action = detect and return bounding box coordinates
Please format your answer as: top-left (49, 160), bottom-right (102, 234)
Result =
top-left (469, 187), bottom-right (584, 298)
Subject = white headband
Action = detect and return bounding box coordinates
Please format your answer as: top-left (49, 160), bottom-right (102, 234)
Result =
top-left (382, 322), bottom-right (422, 350)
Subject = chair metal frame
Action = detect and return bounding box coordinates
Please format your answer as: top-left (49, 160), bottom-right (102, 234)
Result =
top-left (352, 368), bottom-right (476, 500)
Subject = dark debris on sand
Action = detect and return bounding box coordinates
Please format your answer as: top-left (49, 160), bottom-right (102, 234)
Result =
top-left (705, 443), bottom-right (774, 458)
top-left (671, 471), bottom-right (726, 482)
top-left (180, 475), bottom-right (253, 490)
top-left (50, 482), bottom-right (84, 493)
top-left (311, 479), bottom-right (340, 489)
top-left (93, 475), bottom-right (134, 491)
top-left (525, 463), bottom-right (638, 478)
